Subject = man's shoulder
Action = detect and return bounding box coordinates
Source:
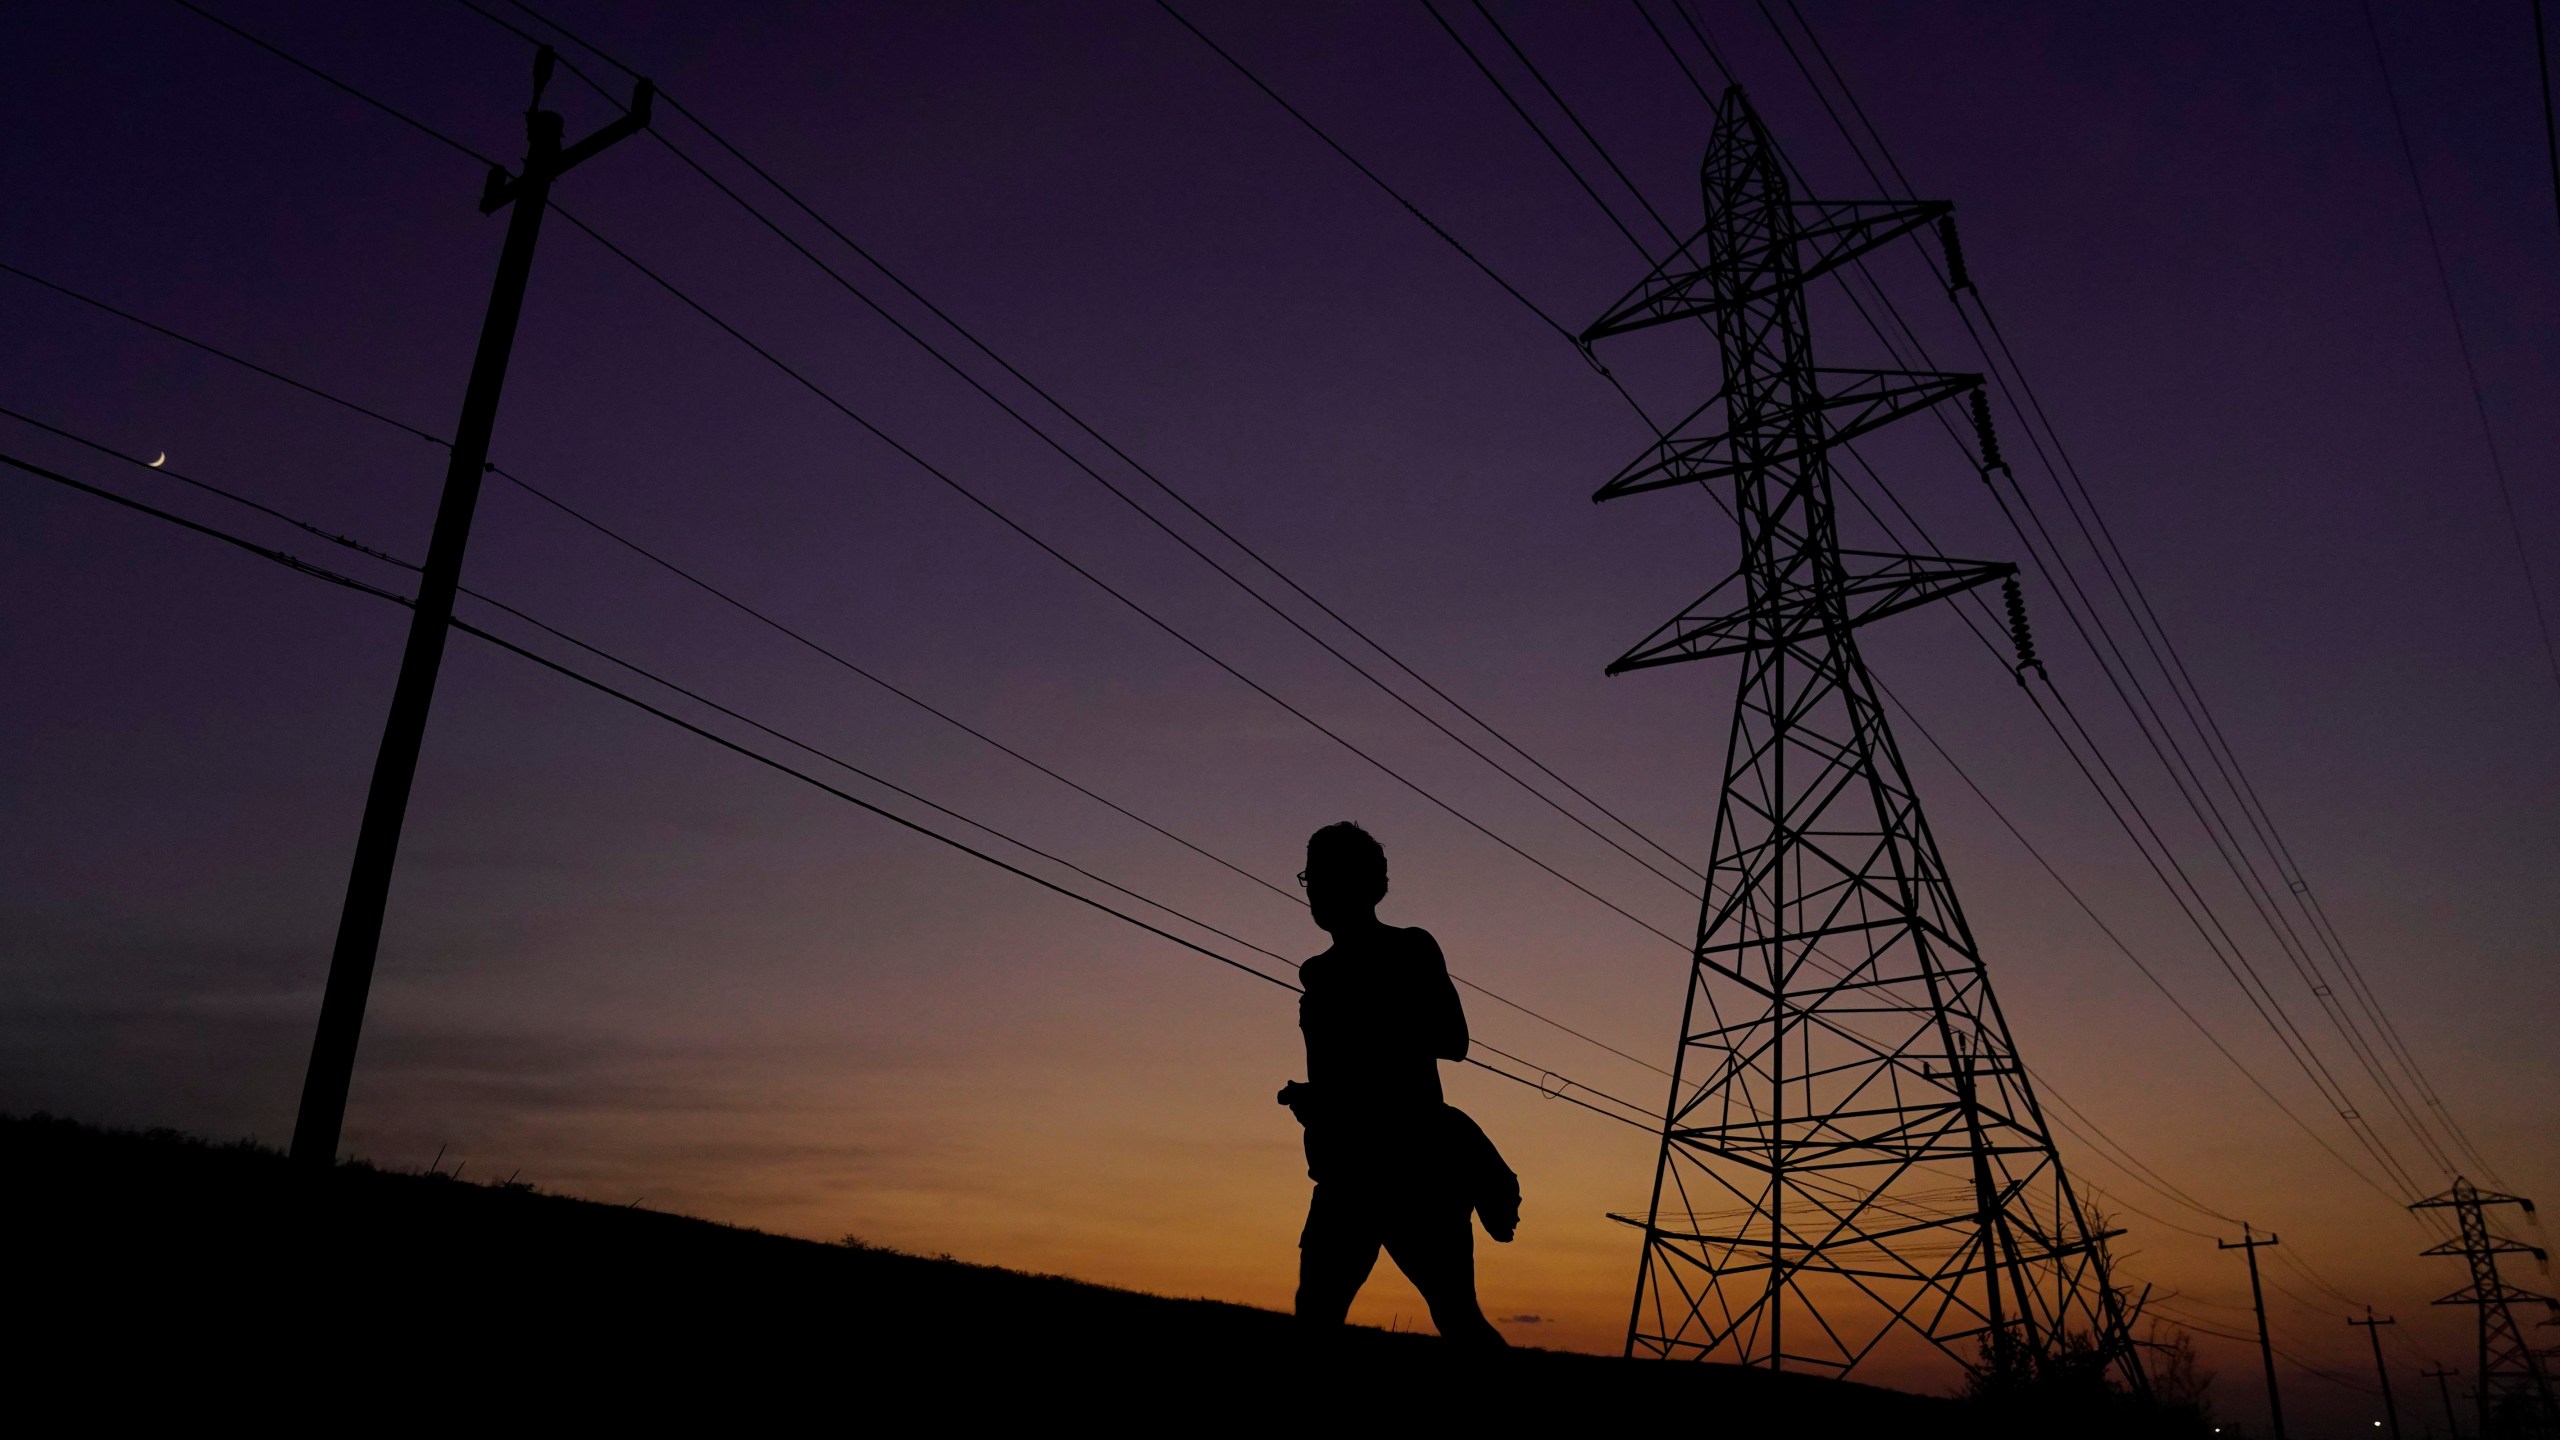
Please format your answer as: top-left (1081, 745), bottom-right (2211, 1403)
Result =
top-left (1394, 925), bottom-right (1444, 957)
top-left (1387, 926), bottom-right (1447, 977)
top-left (1304, 927), bottom-right (1443, 982)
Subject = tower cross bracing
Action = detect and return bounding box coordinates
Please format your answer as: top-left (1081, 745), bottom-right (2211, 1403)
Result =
top-left (2413, 1178), bottom-right (2560, 1437)
top-left (1582, 86), bottom-right (2139, 1388)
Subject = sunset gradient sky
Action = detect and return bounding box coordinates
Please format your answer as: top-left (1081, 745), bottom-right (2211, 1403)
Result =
top-left (5, 2), bottom-right (2556, 1428)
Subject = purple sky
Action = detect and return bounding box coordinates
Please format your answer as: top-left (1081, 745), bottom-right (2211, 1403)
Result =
top-left (5, 1), bottom-right (2556, 1423)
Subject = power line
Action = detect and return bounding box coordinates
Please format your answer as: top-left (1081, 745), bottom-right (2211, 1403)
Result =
top-left (497, 464), bottom-right (1304, 909)
top-left (1417, 0), bottom-right (1656, 258)
top-left (1145, 0), bottom-right (2438, 1243)
top-left (3, 245), bottom-right (1709, 1091)
top-left (43, 11), bottom-right (2474, 1346)
top-left (146, 0), bottom-right (1748, 988)
top-left (1140, 0), bottom-right (1676, 434)
top-left (1878, 663), bottom-right (2372, 1199)
top-left (3, 441), bottom-right (1671, 1132)
top-left (1638, 2), bottom-right (2457, 1209)
top-left (2359, 0), bottom-right (2560, 705)
top-left (1960, 292), bottom-right (2492, 1187)
top-left (1496, 5), bottom-right (2376, 1175)
top-left (1977, 279), bottom-right (2508, 1189)
top-left (3, 425), bottom-right (1290, 970)
top-left (1571, 0), bottom-right (2482, 1241)
top-left (1465, 0), bottom-right (1681, 243)
top-left (115, 0), bottom-right (2457, 1270)
top-left (502, 454), bottom-right (1679, 1082)
top-left (1750, 7), bottom-right (2449, 1190)
top-left (165, 0), bottom-right (498, 168)
top-left (391, 5), bottom-right (1735, 953)
top-left (1662, 0), bottom-right (1744, 90)
top-left (1152, 0), bottom-right (1578, 344)
top-left (477, 0), bottom-right (1717, 895)
top-left (1764, 0), bottom-right (2505, 1194)
top-left (2145, 1300), bottom-right (2383, 1395)
top-left (0, 263), bottom-right (1304, 912)
top-left (1869, 665), bottom-right (2421, 1219)
top-left (1626, 0), bottom-right (1721, 106)
top-left (617, 107), bottom-right (1703, 902)
top-left (1717, 0), bottom-right (2472, 1201)
top-left (1752, 0), bottom-right (2539, 1198)
top-left (1634, 0), bottom-right (2374, 1163)
top-left (2541, 0), bottom-right (2560, 243)
top-left (1, 374), bottom-right (1675, 1094)
top-left (2076, 1181), bottom-right (2220, 1243)
top-left (0, 261), bottom-right (447, 447)
top-left (544, 199), bottom-right (1698, 953)
top-left (1454, 0), bottom-right (2437, 1207)
top-left (1495, 0), bottom-right (2488, 1265)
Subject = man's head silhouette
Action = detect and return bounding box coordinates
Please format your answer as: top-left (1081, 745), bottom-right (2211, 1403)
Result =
top-left (1303, 821), bottom-right (1387, 936)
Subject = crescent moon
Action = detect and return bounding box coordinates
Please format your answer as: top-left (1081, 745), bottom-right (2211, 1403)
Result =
top-left (149, 452), bottom-right (166, 467)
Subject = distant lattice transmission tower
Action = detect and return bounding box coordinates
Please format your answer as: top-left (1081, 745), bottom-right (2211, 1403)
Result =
top-left (2413, 1178), bottom-right (2559, 1437)
top-left (1582, 86), bottom-right (2141, 1388)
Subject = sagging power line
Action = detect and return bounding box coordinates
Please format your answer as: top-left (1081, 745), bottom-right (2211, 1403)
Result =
top-left (1, 438), bottom-right (1670, 1136)
top-left (1384, 0), bottom-right (2475, 1236)
top-left (23, 1), bottom-right (2528, 1398)
top-left (1582, 84), bottom-right (2141, 1389)
top-left (145, 4), bottom-right (1783, 1118)
top-left (1760, 0), bottom-right (2510, 1192)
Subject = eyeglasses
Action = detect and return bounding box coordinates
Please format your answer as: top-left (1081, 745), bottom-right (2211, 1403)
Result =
top-left (1296, 871), bottom-right (1310, 889)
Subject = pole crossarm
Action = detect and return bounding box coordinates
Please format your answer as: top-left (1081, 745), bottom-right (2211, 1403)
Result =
top-left (1593, 368), bottom-right (1982, 502)
top-left (2351, 1309), bottom-right (2405, 1440)
top-left (480, 56), bottom-right (655, 212)
top-left (2221, 1227), bottom-right (2288, 1439)
top-left (1608, 552), bottom-right (2015, 674)
top-left (1587, 85), bottom-right (2138, 1393)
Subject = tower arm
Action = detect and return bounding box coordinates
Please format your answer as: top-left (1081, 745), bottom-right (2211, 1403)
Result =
top-left (1581, 199), bottom-right (1950, 340)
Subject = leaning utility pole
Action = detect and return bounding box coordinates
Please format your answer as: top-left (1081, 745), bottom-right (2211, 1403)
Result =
top-left (2412, 1179), bottom-right (2559, 1438)
top-left (2220, 1226), bottom-right (2286, 1439)
top-left (290, 49), bottom-right (652, 1166)
top-left (2424, 1364), bottom-right (2466, 1440)
top-left (2354, 1308), bottom-right (2404, 1440)
top-left (1586, 85), bottom-right (2139, 1391)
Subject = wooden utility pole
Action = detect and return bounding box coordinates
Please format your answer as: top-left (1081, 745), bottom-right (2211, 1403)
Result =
top-left (2220, 1225), bottom-right (2287, 1440)
top-left (2351, 1308), bottom-right (2402, 1440)
top-left (291, 48), bottom-right (652, 1166)
top-left (2421, 1363), bottom-right (2461, 1438)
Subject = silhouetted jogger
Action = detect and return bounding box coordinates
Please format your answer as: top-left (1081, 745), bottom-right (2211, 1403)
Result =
top-left (1280, 822), bottom-right (1509, 1348)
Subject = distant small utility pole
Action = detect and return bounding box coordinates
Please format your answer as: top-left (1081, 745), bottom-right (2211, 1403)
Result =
top-left (2221, 1224), bottom-right (2287, 1440)
top-left (2351, 1307), bottom-right (2402, 1440)
top-left (290, 47), bottom-right (652, 1167)
top-left (2420, 1363), bottom-right (2461, 1438)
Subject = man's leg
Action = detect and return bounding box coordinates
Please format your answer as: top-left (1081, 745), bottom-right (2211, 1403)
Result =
top-left (1381, 1202), bottom-right (1507, 1348)
top-left (1295, 1184), bottom-right (1381, 1325)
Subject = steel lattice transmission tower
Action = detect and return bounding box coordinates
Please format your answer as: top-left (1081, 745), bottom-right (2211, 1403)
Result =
top-left (1580, 86), bottom-right (2141, 1387)
top-left (2413, 1178), bottom-right (2560, 1438)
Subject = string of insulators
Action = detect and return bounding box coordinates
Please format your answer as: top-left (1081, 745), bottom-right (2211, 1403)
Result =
top-left (1969, 389), bottom-right (2007, 477)
top-left (1938, 214), bottom-right (1973, 294)
top-left (2001, 575), bottom-right (2042, 684)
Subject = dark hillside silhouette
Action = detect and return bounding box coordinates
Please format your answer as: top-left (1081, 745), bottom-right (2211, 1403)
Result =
top-left (7, 1115), bottom-right (2208, 1433)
